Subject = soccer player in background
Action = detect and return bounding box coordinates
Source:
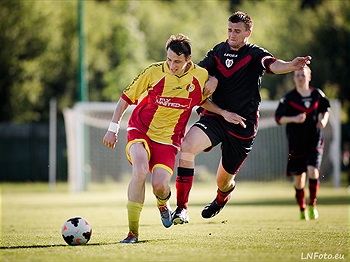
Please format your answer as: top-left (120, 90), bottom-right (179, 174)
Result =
top-left (103, 34), bottom-right (237, 243)
top-left (275, 66), bottom-right (330, 220)
top-left (172, 11), bottom-right (312, 224)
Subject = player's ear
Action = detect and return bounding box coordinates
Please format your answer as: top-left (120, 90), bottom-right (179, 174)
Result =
top-left (246, 29), bottom-right (252, 38)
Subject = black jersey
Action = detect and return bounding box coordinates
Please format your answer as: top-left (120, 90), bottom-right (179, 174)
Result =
top-left (275, 88), bottom-right (330, 154)
top-left (198, 41), bottom-right (274, 139)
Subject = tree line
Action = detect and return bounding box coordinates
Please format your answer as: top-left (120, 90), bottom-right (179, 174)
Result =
top-left (0, 0), bottom-right (349, 123)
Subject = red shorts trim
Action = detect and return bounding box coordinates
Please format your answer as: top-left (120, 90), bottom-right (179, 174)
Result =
top-left (126, 129), bottom-right (178, 174)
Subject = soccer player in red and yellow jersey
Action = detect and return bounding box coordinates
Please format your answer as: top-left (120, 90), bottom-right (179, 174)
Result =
top-left (103, 34), bottom-right (235, 243)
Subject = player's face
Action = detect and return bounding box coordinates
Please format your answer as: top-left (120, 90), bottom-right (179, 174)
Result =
top-left (227, 21), bottom-right (251, 51)
top-left (166, 49), bottom-right (191, 75)
top-left (293, 69), bottom-right (311, 88)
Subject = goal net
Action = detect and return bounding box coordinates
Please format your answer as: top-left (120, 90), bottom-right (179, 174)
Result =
top-left (63, 100), bottom-right (341, 192)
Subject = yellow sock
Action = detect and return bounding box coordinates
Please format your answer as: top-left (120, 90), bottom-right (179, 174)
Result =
top-left (126, 201), bottom-right (143, 237)
top-left (156, 192), bottom-right (171, 206)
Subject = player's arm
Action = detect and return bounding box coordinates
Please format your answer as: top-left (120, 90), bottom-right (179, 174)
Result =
top-left (203, 75), bottom-right (218, 96)
top-left (201, 99), bottom-right (247, 128)
top-left (269, 56), bottom-right (312, 74)
top-left (103, 98), bottom-right (129, 148)
top-left (278, 113), bottom-right (306, 125)
top-left (317, 111), bottom-right (330, 129)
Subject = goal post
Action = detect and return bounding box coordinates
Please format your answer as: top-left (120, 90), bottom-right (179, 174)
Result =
top-left (63, 100), bottom-right (341, 192)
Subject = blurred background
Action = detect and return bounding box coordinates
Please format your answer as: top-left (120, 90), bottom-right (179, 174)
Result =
top-left (0, 0), bottom-right (349, 188)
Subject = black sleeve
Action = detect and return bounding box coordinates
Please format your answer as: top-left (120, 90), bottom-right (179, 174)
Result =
top-left (275, 97), bottom-right (288, 125)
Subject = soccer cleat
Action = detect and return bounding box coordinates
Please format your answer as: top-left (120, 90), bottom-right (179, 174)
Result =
top-left (158, 202), bottom-right (172, 228)
top-left (120, 231), bottom-right (138, 244)
top-left (300, 210), bottom-right (309, 221)
top-left (309, 206), bottom-right (319, 220)
top-left (201, 198), bottom-right (227, 219)
top-left (172, 208), bottom-right (189, 225)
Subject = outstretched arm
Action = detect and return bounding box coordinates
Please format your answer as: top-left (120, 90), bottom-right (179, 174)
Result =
top-left (270, 56), bottom-right (312, 74)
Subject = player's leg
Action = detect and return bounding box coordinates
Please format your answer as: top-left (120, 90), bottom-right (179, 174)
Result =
top-left (174, 125), bottom-right (212, 224)
top-left (307, 166), bottom-right (320, 219)
top-left (150, 142), bottom-right (177, 228)
top-left (293, 172), bottom-right (308, 220)
top-left (307, 144), bottom-right (323, 219)
top-left (287, 153), bottom-right (309, 220)
top-left (201, 136), bottom-right (252, 219)
top-left (121, 141), bottom-right (150, 243)
top-left (201, 159), bottom-right (236, 218)
top-left (152, 167), bottom-right (173, 228)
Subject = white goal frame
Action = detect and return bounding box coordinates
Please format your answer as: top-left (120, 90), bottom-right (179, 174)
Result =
top-left (63, 100), bottom-right (341, 192)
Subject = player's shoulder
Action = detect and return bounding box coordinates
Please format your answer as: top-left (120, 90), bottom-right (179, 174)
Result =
top-left (192, 64), bottom-right (209, 78)
top-left (245, 43), bottom-right (272, 56)
top-left (311, 87), bottom-right (327, 98)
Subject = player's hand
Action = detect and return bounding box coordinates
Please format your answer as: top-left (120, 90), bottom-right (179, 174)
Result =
top-left (294, 113), bottom-right (306, 124)
top-left (203, 76), bottom-right (218, 97)
top-left (221, 110), bottom-right (247, 128)
top-left (316, 114), bottom-right (328, 128)
top-left (291, 56), bottom-right (312, 70)
top-left (103, 131), bottom-right (118, 148)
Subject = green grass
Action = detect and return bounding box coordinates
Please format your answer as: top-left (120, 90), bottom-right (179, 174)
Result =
top-left (1, 181), bottom-right (349, 262)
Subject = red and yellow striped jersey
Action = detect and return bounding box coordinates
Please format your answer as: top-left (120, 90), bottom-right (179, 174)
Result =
top-left (121, 61), bottom-right (208, 147)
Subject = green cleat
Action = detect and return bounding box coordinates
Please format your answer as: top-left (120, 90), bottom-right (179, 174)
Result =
top-left (309, 206), bottom-right (319, 220)
top-left (300, 210), bottom-right (309, 221)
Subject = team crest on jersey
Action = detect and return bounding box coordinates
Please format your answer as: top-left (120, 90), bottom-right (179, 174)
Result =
top-left (225, 59), bottom-right (234, 68)
top-left (304, 101), bottom-right (311, 108)
top-left (186, 84), bottom-right (195, 92)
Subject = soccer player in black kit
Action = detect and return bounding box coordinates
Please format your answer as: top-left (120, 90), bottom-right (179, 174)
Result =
top-left (172, 11), bottom-right (312, 224)
top-left (275, 66), bottom-right (330, 220)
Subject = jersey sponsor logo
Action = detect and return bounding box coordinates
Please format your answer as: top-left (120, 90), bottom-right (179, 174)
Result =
top-left (224, 53), bottom-right (238, 58)
top-left (155, 96), bottom-right (191, 110)
top-left (225, 59), bottom-right (234, 68)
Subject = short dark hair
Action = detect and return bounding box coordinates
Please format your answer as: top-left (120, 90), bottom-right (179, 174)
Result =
top-left (228, 11), bottom-right (253, 31)
top-left (165, 34), bottom-right (191, 59)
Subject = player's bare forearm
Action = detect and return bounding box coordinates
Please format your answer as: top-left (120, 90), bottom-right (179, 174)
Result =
top-left (203, 75), bottom-right (218, 96)
top-left (103, 97), bottom-right (129, 148)
top-left (201, 100), bottom-right (246, 128)
top-left (317, 111), bottom-right (330, 128)
top-left (279, 113), bottom-right (306, 124)
top-left (270, 56), bottom-right (312, 74)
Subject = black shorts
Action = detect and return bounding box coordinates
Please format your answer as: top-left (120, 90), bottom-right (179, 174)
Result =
top-left (193, 114), bottom-right (255, 175)
top-left (286, 140), bottom-right (324, 176)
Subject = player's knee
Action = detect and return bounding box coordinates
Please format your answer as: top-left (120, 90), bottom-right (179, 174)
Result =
top-left (152, 181), bottom-right (169, 198)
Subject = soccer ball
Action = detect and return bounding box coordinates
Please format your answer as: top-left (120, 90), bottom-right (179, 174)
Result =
top-left (62, 217), bottom-right (92, 246)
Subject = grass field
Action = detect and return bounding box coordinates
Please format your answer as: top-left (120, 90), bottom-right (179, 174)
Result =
top-left (1, 181), bottom-right (349, 262)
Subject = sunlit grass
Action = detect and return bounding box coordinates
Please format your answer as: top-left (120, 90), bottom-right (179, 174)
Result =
top-left (1, 181), bottom-right (349, 261)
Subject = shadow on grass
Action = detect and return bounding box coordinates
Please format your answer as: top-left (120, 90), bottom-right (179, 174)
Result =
top-left (0, 239), bottom-right (161, 249)
top-left (191, 195), bottom-right (349, 207)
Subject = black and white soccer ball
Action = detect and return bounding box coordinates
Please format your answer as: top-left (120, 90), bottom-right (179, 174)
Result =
top-left (62, 217), bottom-right (92, 246)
